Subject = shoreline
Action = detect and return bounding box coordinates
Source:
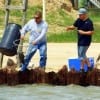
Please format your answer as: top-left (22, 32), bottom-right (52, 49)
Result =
top-left (1, 43), bottom-right (100, 72)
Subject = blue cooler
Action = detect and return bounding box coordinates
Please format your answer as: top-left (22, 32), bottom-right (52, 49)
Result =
top-left (68, 57), bottom-right (94, 72)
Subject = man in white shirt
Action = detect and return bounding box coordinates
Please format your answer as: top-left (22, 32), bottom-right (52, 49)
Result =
top-left (20, 11), bottom-right (48, 71)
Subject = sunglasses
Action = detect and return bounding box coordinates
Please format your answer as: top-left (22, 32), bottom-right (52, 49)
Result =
top-left (34, 16), bottom-right (41, 19)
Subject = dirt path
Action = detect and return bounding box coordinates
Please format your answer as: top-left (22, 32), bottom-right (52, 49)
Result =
top-left (2, 43), bottom-right (100, 72)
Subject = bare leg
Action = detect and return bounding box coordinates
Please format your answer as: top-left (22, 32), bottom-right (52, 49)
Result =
top-left (80, 59), bottom-right (86, 72)
top-left (85, 58), bottom-right (93, 71)
top-left (85, 58), bottom-right (91, 67)
top-left (80, 59), bottom-right (85, 69)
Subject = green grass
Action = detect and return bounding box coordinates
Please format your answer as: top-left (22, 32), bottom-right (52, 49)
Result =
top-left (47, 24), bottom-right (100, 43)
top-left (26, 6), bottom-right (42, 19)
top-left (0, 10), bottom-right (5, 25)
top-left (47, 9), bottom-right (100, 43)
top-left (92, 25), bottom-right (100, 42)
top-left (88, 9), bottom-right (100, 42)
top-left (46, 8), bottom-right (73, 26)
top-left (89, 9), bottom-right (100, 22)
top-left (47, 31), bottom-right (77, 42)
top-left (0, 5), bottom-right (100, 43)
top-left (0, 6), bottom-right (42, 25)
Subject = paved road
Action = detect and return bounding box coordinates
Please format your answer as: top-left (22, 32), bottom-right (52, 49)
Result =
top-left (2, 43), bottom-right (100, 72)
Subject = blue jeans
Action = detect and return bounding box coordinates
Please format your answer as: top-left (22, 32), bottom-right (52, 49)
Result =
top-left (78, 46), bottom-right (89, 60)
top-left (21, 42), bottom-right (47, 71)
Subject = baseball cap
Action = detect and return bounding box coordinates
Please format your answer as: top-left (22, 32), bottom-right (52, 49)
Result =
top-left (78, 8), bottom-right (87, 15)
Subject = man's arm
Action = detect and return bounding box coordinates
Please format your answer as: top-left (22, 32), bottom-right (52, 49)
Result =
top-left (20, 20), bottom-right (31, 40)
top-left (78, 30), bottom-right (94, 35)
top-left (66, 25), bottom-right (76, 31)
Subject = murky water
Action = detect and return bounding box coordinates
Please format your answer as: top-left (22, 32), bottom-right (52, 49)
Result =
top-left (0, 84), bottom-right (100, 100)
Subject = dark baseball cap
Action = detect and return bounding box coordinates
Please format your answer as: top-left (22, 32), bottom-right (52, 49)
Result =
top-left (78, 8), bottom-right (87, 15)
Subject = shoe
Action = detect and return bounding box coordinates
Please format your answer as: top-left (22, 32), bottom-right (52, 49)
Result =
top-left (16, 67), bottom-right (21, 71)
top-left (28, 64), bottom-right (34, 70)
top-left (80, 69), bottom-right (85, 73)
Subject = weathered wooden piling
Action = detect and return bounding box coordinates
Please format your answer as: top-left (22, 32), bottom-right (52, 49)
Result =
top-left (0, 69), bottom-right (6, 84)
top-left (0, 65), bottom-right (100, 86)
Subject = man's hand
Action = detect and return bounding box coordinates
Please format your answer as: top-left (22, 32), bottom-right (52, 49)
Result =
top-left (66, 27), bottom-right (70, 31)
top-left (78, 30), bottom-right (84, 34)
top-left (32, 41), bottom-right (36, 45)
top-left (66, 25), bottom-right (75, 31)
top-left (20, 35), bottom-right (25, 40)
